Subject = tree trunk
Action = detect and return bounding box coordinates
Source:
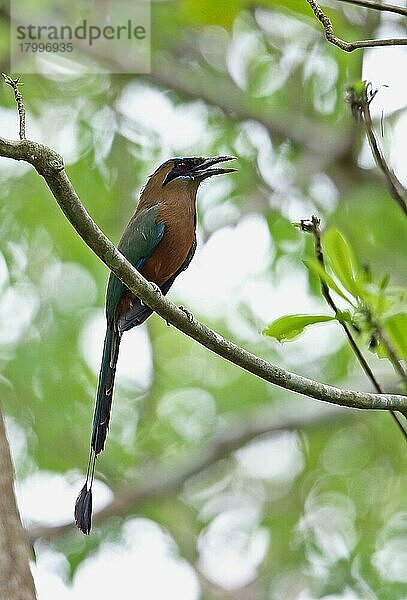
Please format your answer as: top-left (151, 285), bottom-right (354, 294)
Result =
top-left (0, 404), bottom-right (36, 599)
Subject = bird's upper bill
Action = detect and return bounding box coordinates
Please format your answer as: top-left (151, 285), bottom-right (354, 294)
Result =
top-left (162, 155), bottom-right (237, 186)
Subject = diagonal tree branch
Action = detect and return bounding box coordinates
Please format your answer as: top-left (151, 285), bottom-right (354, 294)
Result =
top-left (29, 405), bottom-right (353, 542)
top-left (306, 0), bottom-right (407, 51)
top-left (1, 80), bottom-right (407, 417)
top-left (1, 134), bottom-right (406, 416)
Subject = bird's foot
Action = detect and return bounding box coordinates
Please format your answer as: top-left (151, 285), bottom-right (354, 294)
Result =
top-left (179, 305), bottom-right (194, 323)
top-left (149, 282), bottom-right (162, 295)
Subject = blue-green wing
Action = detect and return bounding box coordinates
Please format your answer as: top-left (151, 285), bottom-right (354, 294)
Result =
top-left (117, 235), bottom-right (197, 333)
top-left (105, 205), bottom-right (164, 322)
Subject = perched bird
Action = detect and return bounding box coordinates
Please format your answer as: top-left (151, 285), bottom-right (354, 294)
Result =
top-left (75, 155), bottom-right (236, 534)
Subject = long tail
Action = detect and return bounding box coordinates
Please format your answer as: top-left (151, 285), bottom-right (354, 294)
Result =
top-left (92, 326), bottom-right (121, 454)
top-left (75, 325), bottom-right (121, 534)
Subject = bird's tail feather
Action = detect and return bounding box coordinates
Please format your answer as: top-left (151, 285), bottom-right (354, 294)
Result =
top-left (75, 325), bottom-right (120, 534)
top-left (91, 325), bottom-right (121, 455)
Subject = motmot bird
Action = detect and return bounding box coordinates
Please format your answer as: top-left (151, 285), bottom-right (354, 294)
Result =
top-left (75, 155), bottom-right (236, 534)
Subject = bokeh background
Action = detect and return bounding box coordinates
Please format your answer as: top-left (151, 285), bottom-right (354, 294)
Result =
top-left (0, 0), bottom-right (406, 598)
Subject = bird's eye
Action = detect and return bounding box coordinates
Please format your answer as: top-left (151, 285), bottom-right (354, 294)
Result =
top-left (177, 162), bottom-right (187, 170)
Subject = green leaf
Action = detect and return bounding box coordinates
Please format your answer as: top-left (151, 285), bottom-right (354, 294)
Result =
top-left (323, 229), bottom-right (361, 297)
top-left (303, 258), bottom-right (355, 306)
top-left (335, 309), bottom-right (353, 325)
top-left (345, 80), bottom-right (367, 101)
top-left (379, 273), bottom-right (390, 291)
top-left (263, 314), bottom-right (335, 342)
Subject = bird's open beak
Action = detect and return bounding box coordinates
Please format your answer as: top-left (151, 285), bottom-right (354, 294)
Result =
top-left (162, 156), bottom-right (237, 186)
top-left (190, 156), bottom-right (237, 180)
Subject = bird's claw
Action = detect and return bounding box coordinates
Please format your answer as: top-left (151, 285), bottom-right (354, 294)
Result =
top-left (149, 282), bottom-right (162, 295)
top-left (179, 305), bottom-right (194, 323)
top-left (149, 282), bottom-right (169, 323)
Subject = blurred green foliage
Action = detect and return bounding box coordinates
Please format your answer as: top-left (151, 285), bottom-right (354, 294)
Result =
top-left (0, 0), bottom-right (406, 598)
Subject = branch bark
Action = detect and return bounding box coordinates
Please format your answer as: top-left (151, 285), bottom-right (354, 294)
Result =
top-left (1, 135), bottom-right (406, 417)
top-left (0, 404), bottom-right (36, 600)
top-left (306, 0), bottom-right (407, 51)
top-left (336, 0), bottom-right (407, 17)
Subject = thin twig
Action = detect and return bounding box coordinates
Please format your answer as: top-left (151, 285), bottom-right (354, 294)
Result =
top-left (362, 98), bottom-right (407, 216)
top-left (2, 74), bottom-right (26, 140)
top-left (346, 82), bottom-right (407, 216)
top-left (336, 0), bottom-right (407, 17)
top-left (301, 216), bottom-right (407, 441)
top-left (306, 0), bottom-right (407, 51)
top-left (348, 86), bottom-right (407, 385)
